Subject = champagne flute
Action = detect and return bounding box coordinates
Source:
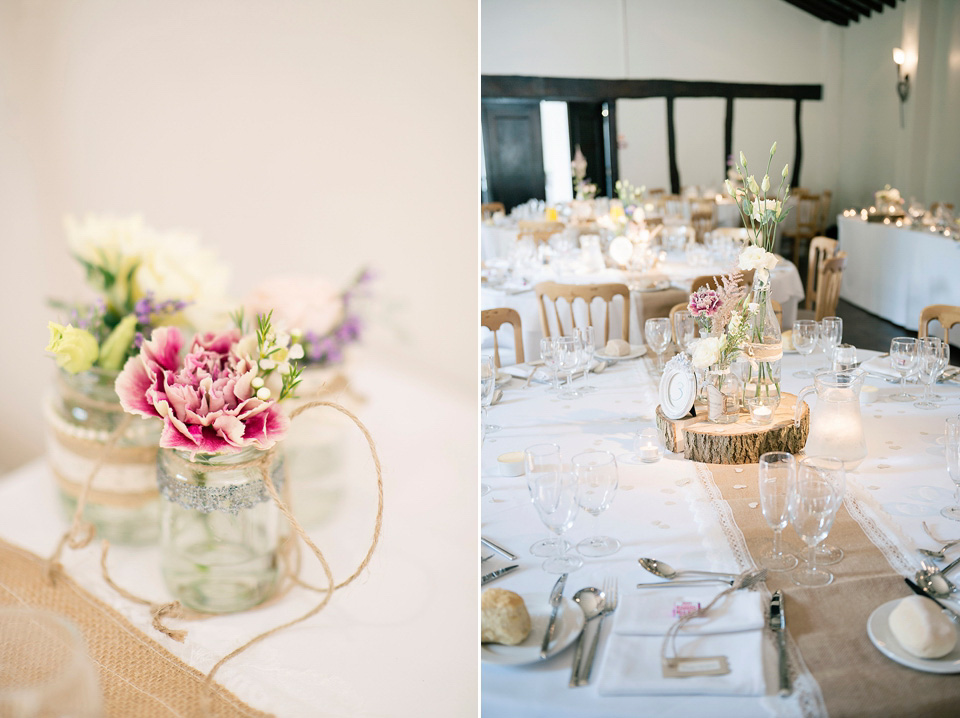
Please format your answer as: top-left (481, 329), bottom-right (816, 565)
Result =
top-left (531, 471), bottom-right (583, 573)
top-left (790, 459), bottom-right (843, 586)
top-left (758, 452), bottom-right (799, 571)
top-left (915, 337), bottom-right (942, 409)
top-left (645, 317), bottom-right (672, 373)
top-left (480, 355), bottom-right (500, 433)
top-left (890, 336), bottom-right (918, 402)
top-left (792, 320), bottom-right (819, 377)
top-left (941, 418), bottom-right (960, 521)
top-left (929, 339), bottom-right (950, 403)
top-left (524, 443), bottom-right (566, 556)
top-left (540, 337), bottom-right (561, 392)
top-left (819, 317), bottom-right (842, 370)
top-left (577, 326), bottom-right (598, 393)
top-left (800, 456), bottom-right (846, 566)
top-left (573, 450), bottom-right (620, 557)
top-left (673, 310), bottom-right (696, 354)
top-left (556, 335), bottom-right (582, 399)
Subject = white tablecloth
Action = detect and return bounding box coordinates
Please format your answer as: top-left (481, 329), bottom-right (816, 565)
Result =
top-left (0, 357), bottom-right (476, 717)
top-left (838, 216), bottom-right (960, 346)
top-left (481, 348), bottom-right (960, 716)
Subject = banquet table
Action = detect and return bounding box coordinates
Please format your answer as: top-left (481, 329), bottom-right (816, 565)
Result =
top-left (481, 258), bottom-right (804, 364)
top-left (0, 356), bottom-right (476, 717)
top-left (481, 347), bottom-right (960, 718)
top-left (838, 216), bottom-right (960, 346)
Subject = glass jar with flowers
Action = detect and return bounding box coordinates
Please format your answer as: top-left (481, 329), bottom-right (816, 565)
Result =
top-left (116, 313), bottom-right (301, 613)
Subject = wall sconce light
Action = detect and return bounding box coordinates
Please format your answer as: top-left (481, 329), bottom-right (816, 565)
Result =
top-left (893, 47), bottom-right (910, 127)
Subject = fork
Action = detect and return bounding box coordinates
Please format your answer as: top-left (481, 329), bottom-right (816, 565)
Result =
top-left (577, 577), bottom-right (618, 686)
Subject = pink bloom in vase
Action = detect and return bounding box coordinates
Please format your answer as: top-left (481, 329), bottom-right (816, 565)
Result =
top-left (115, 326), bottom-right (289, 454)
top-left (688, 288), bottom-right (722, 318)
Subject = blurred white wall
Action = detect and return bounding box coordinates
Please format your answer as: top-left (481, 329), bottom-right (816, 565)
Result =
top-left (0, 0), bottom-right (478, 472)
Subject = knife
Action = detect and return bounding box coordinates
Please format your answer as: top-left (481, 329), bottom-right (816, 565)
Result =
top-left (769, 590), bottom-right (790, 697)
top-left (540, 573), bottom-right (568, 658)
top-left (904, 578), bottom-right (960, 621)
top-left (481, 537), bottom-right (518, 561)
top-left (481, 564), bottom-right (519, 585)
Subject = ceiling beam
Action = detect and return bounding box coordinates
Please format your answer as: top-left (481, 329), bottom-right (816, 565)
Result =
top-left (850, 0), bottom-right (885, 12)
top-left (819, 0), bottom-right (866, 20)
top-left (881, 0), bottom-right (897, 8)
top-left (828, 0), bottom-right (876, 18)
top-left (782, 0), bottom-right (852, 25)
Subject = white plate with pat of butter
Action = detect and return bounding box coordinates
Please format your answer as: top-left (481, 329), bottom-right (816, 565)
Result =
top-left (867, 598), bottom-right (960, 673)
top-left (594, 343), bottom-right (648, 362)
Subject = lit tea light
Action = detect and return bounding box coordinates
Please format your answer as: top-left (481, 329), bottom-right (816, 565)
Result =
top-left (861, 209), bottom-right (868, 220)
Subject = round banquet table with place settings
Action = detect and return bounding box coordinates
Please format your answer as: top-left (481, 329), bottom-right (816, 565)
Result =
top-left (481, 348), bottom-right (960, 718)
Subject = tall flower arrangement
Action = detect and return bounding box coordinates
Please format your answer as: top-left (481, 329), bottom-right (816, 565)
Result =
top-left (686, 273), bottom-right (756, 371)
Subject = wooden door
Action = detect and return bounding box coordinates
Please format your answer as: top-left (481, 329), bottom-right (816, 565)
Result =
top-left (481, 100), bottom-right (545, 211)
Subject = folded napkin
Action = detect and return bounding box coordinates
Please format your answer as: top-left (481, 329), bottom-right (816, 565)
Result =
top-left (860, 355), bottom-right (901, 379)
top-left (598, 589), bottom-right (766, 697)
top-left (499, 363), bottom-right (550, 383)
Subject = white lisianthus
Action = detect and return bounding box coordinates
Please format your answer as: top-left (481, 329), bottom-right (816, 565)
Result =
top-left (761, 175), bottom-right (770, 192)
top-left (724, 179), bottom-right (735, 196)
top-left (740, 151), bottom-right (747, 168)
top-left (748, 176), bottom-right (760, 194)
top-left (691, 337), bottom-right (721, 370)
top-left (729, 313), bottom-right (742, 333)
top-left (739, 245), bottom-right (779, 272)
top-left (770, 141), bottom-right (777, 156)
top-left (751, 199), bottom-right (781, 223)
top-left (748, 302), bottom-right (760, 314)
top-left (782, 164), bottom-right (789, 179)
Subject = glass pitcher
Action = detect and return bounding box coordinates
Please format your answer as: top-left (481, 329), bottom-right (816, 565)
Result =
top-left (793, 370), bottom-right (866, 469)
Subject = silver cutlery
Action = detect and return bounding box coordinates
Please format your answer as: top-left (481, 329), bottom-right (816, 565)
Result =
top-left (638, 557), bottom-right (739, 581)
top-left (522, 367), bottom-right (540, 388)
top-left (540, 573), bottom-right (568, 659)
top-left (769, 590), bottom-right (790, 697)
top-left (481, 536), bottom-right (517, 561)
top-left (904, 577), bottom-right (960, 623)
top-left (917, 538), bottom-right (960, 561)
top-left (569, 587), bottom-right (603, 687)
top-left (481, 564), bottom-right (519, 585)
top-left (637, 578), bottom-right (740, 588)
top-left (915, 557), bottom-right (960, 598)
top-left (481, 554), bottom-right (494, 563)
top-left (576, 577), bottom-right (617, 686)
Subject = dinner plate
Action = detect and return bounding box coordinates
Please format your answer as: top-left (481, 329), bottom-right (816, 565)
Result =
top-left (595, 344), bottom-right (649, 362)
top-left (866, 598), bottom-right (960, 673)
top-left (481, 595), bottom-right (584, 666)
top-left (495, 370), bottom-right (511, 387)
top-left (631, 280), bottom-right (672, 293)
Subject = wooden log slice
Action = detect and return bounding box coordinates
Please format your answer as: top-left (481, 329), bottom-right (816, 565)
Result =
top-left (655, 393), bottom-right (809, 465)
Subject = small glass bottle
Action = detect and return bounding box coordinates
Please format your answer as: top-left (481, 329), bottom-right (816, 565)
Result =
top-left (705, 364), bottom-right (741, 424)
top-left (157, 447), bottom-right (284, 614)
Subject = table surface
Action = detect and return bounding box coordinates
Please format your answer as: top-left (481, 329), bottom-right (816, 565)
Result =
top-left (0, 357), bottom-right (477, 718)
top-left (481, 347), bottom-right (960, 717)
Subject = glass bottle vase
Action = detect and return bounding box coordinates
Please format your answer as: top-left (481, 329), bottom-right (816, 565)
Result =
top-left (741, 272), bottom-right (783, 403)
top-left (705, 364), bottom-right (741, 424)
top-left (43, 369), bottom-right (161, 544)
top-left (157, 447), bottom-right (284, 614)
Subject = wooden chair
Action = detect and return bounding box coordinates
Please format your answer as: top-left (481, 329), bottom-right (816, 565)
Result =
top-left (707, 227), bottom-right (751, 245)
top-left (791, 187), bottom-right (810, 197)
top-left (481, 202), bottom-right (505, 220)
top-left (648, 188), bottom-right (666, 197)
top-left (517, 220), bottom-right (564, 245)
top-left (796, 253), bottom-right (846, 321)
top-left (481, 308), bottom-right (524, 368)
top-left (919, 305), bottom-right (960, 344)
top-left (804, 236), bottom-right (839, 311)
top-left (818, 190), bottom-right (833, 233)
top-left (784, 193), bottom-right (821, 268)
top-left (690, 208), bottom-right (716, 243)
top-left (662, 195), bottom-right (684, 217)
top-left (690, 269), bottom-right (755, 295)
top-left (534, 282), bottom-right (630, 344)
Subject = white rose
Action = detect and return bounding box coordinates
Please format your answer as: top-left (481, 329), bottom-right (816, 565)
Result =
top-left (738, 246), bottom-right (778, 272)
top-left (691, 337), bottom-right (721, 370)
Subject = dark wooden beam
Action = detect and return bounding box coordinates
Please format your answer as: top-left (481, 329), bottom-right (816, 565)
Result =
top-left (821, 0), bottom-right (868, 19)
top-left (481, 76), bottom-right (823, 102)
top-left (792, 99), bottom-right (803, 188)
top-left (881, 0), bottom-right (896, 7)
top-left (782, 0), bottom-right (851, 25)
top-left (724, 97), bottom-right (734, 183)
top-left (666, 97), bottom-right (680, 195)
top-left (842, 0), bottom-right (883, 14)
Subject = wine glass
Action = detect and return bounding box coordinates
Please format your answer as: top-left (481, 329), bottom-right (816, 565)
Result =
top-left (890, 336), bottom-right (918, 402)
top-left (573, 450), bottom-right (620, 557)
top-left (819, 317), bottom-right (842, 369)
top-left (673, 310), bottom-right (696, 354)
top-left (929, 339), bottom-right (951, 403)
top-left (645, 317), bottom-right (672, 373)
top-left (524, 443), bottom-right (566, 556)
top-left (480, 407), bottom-right (490, 497)
top-left (531, 471), bottom-right (583, 573)
top-left (556, 335), bottom-right (582, 399)
top-left (577, 326), bottom-right (598, 393)
top-left (792, 320), bottom-right (819, 378)
top-left (915, 337), bottom-right (943, 409)
top-left (758, 452), bottom-right (799, 571)
top-left (941, 418), bottom-right (960, 521)
top-left (799, 455), bottom-right (846, 567)
top-left (789, 459), bottom-right (843, 586)
top-left (540, 337), bottom-right (561, 392)
top-left (480, 355), bottom-right (500, 433)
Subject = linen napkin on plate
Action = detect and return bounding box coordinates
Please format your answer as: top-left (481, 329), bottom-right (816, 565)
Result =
top-left (598, 588), bottom-right (767, 697)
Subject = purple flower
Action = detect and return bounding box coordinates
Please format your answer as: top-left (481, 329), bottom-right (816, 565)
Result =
top-left (689, 288), bottom-right (722, 317)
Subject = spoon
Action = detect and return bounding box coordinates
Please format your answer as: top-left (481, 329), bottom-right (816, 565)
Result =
top-left (917, 538), bottom-right (960, 561)
top-left (915, 556), bottom-right (960, 598)
top-left (638, 557), bottom-right (738, 581)
top-left (590, 361), bottom-right (608, 374)
top-left (569, 588), bottom-right (603, 687)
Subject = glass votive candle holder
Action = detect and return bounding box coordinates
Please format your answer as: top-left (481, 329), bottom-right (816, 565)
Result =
top-left (635, 427), bottom-right (663, 463)
top-left (833, 343), bottom-right (858, 371)
top-left (745, 395), bottom-right (780, 426)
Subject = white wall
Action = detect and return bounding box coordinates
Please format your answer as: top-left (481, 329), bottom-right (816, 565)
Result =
top-left (0, 0), bottom-right (477, 472)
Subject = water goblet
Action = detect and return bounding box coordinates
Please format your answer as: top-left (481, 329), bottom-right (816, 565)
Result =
top-left (524, 443), bottom-right (567, 556)
top-left (941, 418), bottom-right (960, 521)
top-left (577, 326), bottom-right (598, 393)
top-left (573, 450), bottom-right (620, 557)
top-left (645, 317), bottom-right (672, 373)
top-left (556, 335), bottom-right (582, 399)
top-left (800, 456), bottom-right (846, 566)
top-left (758, 452), bottom-right (799, 571)
top-left (673, 310), bottom-right (696, 354)
top-left (929, 339), bottom-right (950, 403)
top-left (890, 336), bottom-right (918, 402)
top-left (789, 459), bottom-right (843, 586)
top-left (480, 355), bottom-right (500, 433)
top-left (540, 337), bottom-right (562, 392)
top-left (915, 337), bottom-right (943, 409)
top-left (531, 471), bottom-right (583, 573)
top-left (819, 317), bottom-right (842, 369)
top-left (792, 320), bottom-right (819, 378)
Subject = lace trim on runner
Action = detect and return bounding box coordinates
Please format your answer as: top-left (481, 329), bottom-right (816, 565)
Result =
top-left (843, 486), bottom-right (915, 576)
top-left (694, 464), bottom-right (828, 718)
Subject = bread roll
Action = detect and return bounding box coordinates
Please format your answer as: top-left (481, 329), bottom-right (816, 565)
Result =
top-left (481, 589), bottom-right (531, 645)
top-left (888, 595), bottom-right (957, 658)
top-left (604, 339), bottom-right (630, 357)
top-left (781, 330), bottom-right (794, 352)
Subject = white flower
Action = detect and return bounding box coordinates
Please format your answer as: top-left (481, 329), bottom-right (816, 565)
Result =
top-left (748, 302), bottom-right (760, 314)
top-left (761, 175), bottom-right (770, 192)
top-left (729, 313), bottom-right (742, 333)
top-left (740, 151), bottom-right (747, 168)
top-left (632, 208), bottom-right (645, 223)
top-left (770, 141), bottom-right (777, 156)
top-left (748, 176), bottom-right (760, 194)
top-left (691, 337), bottom-right (721, 369)
top-left (739, 246), bottom-right (779, 272)
top-left (288, 343), bottom-right (304, 360)
top-left (782, 164), bottom-right (789, 179)
top-left (750, 199), bottom-right (781, 223)
top-left (724, 179), bottom-right (735, 196)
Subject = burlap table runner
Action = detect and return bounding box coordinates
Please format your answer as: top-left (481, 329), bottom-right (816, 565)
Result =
top-left (706, 463), bottom-right (960, 718)
top-left (0, 538), bottom-right (271, 718)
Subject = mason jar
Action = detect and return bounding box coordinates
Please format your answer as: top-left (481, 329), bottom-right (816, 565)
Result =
top-left (43, 369), bottom-right (161, 544)
top-left (157, 447), bottom-right (284, 614)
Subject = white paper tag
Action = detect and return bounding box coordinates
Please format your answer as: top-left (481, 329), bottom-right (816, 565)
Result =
top-left (662, 656), bottom-right (731, 678)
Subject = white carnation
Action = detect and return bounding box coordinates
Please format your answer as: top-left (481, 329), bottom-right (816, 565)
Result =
top-left (691, 337), bottom-right (721, 370)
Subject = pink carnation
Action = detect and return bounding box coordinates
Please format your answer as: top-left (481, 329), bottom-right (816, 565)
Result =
top-left (688, 288), bottom-right (722, 318)
top-left (115, 326), bottom-right (289, 454)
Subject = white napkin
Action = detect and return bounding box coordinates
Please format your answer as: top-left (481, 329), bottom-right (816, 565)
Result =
top-left (860, 355), bottom-right (900, 378)
top-left (598, 589), bottom-right (766, 697)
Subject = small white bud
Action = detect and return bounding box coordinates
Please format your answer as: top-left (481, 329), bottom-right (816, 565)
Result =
top-left (739, 151), bottom-right (747, 167)
top-left (782, 163), bottom-right (789, 179)
top-left (259, 358), bottom-right (276, 370)
top-left (290, 327), bottom-right (303, 341)
top-left (724, 179), bottom-right (735, 196)
top-left (251, 376), bottom-right (264, 389)
top-left (256, 386), bottom-right (272, 401)
top-left (770, 141), bottom-right (777, 156)
top-left (748, 176), bottom-right (760, 194)
top-left (761, 175), bottom-right (770, 192)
